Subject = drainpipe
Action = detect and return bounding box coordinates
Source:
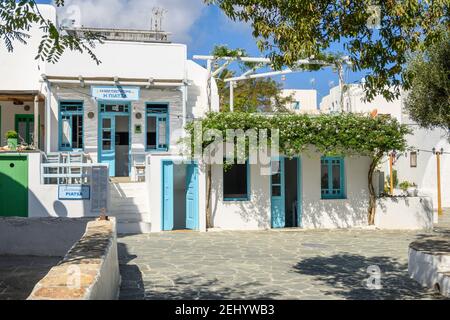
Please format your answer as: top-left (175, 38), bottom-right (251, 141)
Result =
top-left (34, 95), bottom-right (39, 149)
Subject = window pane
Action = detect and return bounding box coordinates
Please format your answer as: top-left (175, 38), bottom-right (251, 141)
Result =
top-left (146, 117), bottom-right (157, 149)
top-left (103, 131), bottom-right (111, 140)
top-left (272, 185), bottom-right (281, 197)
top-left (410, 152), bottom-right (417, 168)
top-left (158, 117), bottom-right (167, 147)
top-left (62, 116), bottom-right (71, 147)
top-left (102, 118), bottom-right (111, 129)
top-left (102, 140), bottom-right (112, 151)
top-left (72, 115), bottom-right (83, 149)
top-left (332, 162), bottom-right (341, 190)
top-left (224, 164), bottom-right (248, 199)
top-left (321, 162), bottom-right (329, 190)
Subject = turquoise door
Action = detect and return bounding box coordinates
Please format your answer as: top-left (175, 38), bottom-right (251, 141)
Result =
top-left (162, 161), bottom-right (174, 231)
top-left (100, 116), bottom-right (115, 176)
top-left (185, 163), bottom-right (199, 230)
top-left (271, 158), bottom-right (285, 228)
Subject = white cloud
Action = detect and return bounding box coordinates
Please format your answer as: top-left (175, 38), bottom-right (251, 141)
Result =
top-left (56, 0), bottom-right (206, 43)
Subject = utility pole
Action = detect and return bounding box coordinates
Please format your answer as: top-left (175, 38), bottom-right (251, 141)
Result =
top-left (229, 80), bottom-right (234, 112)
top-left (389, 151), bottom-right (396, 195)
top-left (337, 61), bottom-right (345, 113)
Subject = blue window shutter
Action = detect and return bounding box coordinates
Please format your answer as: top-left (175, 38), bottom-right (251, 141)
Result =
top-left (321, 156), bottom-right (345, 199)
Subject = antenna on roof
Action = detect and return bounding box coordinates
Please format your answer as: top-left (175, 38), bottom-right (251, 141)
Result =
top-left (150, 7), bottom-right (168, 32)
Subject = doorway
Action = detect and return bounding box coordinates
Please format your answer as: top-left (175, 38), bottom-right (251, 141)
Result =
top-left (271, 157), bottom-right (302, 228)
top-left (162, 161), bottom-right (199, 231)
top-left (15, 115), bottom-right (35, 145)
top-left (99, 103), bottom-right (131, 177)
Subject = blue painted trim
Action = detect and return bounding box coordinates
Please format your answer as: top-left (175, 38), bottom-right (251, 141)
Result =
top-left (145, 102), bottom-right (170, 152)
top-left (321, 156), bottom-right (346, 200)
top-left (58, 100), bottom-right (84, 152)
top-left (223, 161), bottom-right (251, 201)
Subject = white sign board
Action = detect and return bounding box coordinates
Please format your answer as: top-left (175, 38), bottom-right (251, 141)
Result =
top-left (58, 185), bottom-right (91, 200)
top-left (91, 86), bottom-right (140, 101)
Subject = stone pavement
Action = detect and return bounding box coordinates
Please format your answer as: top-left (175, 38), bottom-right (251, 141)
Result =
top-left (118, 211), bottom-right (450, 300)
top-left (0, 256), bottom-right (61, 300)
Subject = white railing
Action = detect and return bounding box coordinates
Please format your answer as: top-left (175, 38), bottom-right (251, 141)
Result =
top-left (41, 162), bottom-right (108, 185)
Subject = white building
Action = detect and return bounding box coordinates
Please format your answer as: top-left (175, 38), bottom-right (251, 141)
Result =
top-left (0, 4), bottom-right (219, 232)
top-left (320, 84), bottom-right (450, 208)
top-left (280, 89), bottom-right (318, 114)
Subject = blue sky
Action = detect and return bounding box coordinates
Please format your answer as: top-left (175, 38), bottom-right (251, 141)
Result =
top-left (35, 0), bottom-right (366, 102)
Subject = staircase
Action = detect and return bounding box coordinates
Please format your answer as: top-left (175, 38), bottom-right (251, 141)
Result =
top-left (109, 182), bottom-right (152, 234)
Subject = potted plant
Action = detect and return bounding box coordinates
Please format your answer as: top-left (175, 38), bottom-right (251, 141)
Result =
top-left (399, 181), bottom-right (419, 197)
top-left (5, 130), bottom-right (18, 151)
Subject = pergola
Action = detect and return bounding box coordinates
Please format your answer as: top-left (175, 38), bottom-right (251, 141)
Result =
top-left (193, 55), bottom-right (351, 112)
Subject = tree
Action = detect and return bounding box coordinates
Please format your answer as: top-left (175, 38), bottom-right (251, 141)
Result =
top-left (0, 0), bottom-right (101, 63)
top-left (217, 69), bottom-right (293, 112)
top-left (207, 0), bottom-right (449, 101)
top-left (184, 112), bottom-right (410, 226)
top-left (405, 32), bottom-right (450, 134)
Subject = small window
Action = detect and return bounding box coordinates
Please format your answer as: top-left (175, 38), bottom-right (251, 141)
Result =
top-left (146, 104), bottom-right (169, 151)
top-left (59, 101), bottom-right (84, 151)
top-left (100, 104), bottom-right (129, 113)
top-left (321, 157), bottom-right (345, 199)
top-left (410, 152), bottom-right (418, 168)
top-left (223, 162), bottom-right (249, 201)
top-left (292, 101), bottom-right (301, 110)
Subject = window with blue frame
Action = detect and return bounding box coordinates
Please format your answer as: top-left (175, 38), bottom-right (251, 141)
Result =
top-left (321, 157), bottom-right (345, 199)
top-left (146, 104), bottom-right (169, 151)
top-left (59, 101), bottom-right (84, 150)
top-left (223, 161), bottom-right (249, 201)
top-left (292, 101), bottom-right (301, 110)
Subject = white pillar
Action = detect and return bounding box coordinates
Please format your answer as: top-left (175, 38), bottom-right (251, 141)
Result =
top-left (45, 82), bottom-right (52, 154)
top-left (181, 84), bottom-right (188, 136)
top-left (34, 95), bottom-right (39, 149)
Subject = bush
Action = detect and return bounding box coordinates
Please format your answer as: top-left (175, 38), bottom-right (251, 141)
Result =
top-left (5, 130), bottom-right (18, 139)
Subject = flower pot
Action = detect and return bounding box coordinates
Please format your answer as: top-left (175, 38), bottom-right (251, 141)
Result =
top-left (7, 138), bottom-right (17, 151)
top-left (407, 187), bottom-right (418, 197)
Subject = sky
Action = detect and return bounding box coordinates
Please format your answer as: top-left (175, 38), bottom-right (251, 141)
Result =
top-left (35, 0), bottom-right (366, 103)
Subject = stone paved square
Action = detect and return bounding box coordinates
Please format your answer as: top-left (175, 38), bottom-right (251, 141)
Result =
top-left (118, 211), bottom-right (450, 300)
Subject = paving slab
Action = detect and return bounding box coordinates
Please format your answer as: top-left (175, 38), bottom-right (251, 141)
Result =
top-left (118, 210), bottom-right (450, 300)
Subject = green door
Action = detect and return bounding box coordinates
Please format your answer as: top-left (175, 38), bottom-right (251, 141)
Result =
top-left (0, 156), bottom-right (28, 217)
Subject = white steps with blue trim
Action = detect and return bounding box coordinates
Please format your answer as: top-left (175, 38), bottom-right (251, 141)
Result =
top-left (109, 182), bottom-right (151, 234)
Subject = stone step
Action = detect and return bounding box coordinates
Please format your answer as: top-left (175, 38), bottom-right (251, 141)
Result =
top-left (117, 221), bottom-right (152, 234)
top-left (109, 212), bottom-right (151, 222)
top-left (110, 201), bottom-right (149, 212)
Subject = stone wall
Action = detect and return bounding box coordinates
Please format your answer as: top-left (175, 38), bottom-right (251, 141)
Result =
top-left (28, 218), bottom-right (120, 300)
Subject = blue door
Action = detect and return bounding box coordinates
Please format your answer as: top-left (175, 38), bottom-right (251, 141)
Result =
top-left (162, 161), bottom-right (174, 231)
top-left (100, 115), bottom-right (115, 176)
top-left (185, 163), bottom-right (199, 230)
top-left (271, 158), bottom-right (285, 228)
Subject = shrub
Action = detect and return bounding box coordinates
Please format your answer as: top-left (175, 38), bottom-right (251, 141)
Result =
top-left (5, 130), bottom-right (18, 139)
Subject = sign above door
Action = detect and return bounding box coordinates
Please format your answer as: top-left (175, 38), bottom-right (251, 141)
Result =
top-left (91, 86), bottom-right (140, 101)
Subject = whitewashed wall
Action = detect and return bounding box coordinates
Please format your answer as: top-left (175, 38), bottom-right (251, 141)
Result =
top-left (27, 153), bottom-right (101, 218)
top-left (210, 152), bottom-right (372, 231)
top-left (281, 89), bottom-right (318, 114)
top-left (301, 153), bottom-right (371, 229)
top-left (395, 126), bottom-right (450, 208)
top-left (211, 163), bottom-right (272, 230)
top-left (0, 5), bottom-right (55, 92)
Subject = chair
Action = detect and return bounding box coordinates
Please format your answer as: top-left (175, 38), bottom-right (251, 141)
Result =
top-left (68, 153), bottom-right (85, 185)
top-left (43, 153), bottom-right (62, 185)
